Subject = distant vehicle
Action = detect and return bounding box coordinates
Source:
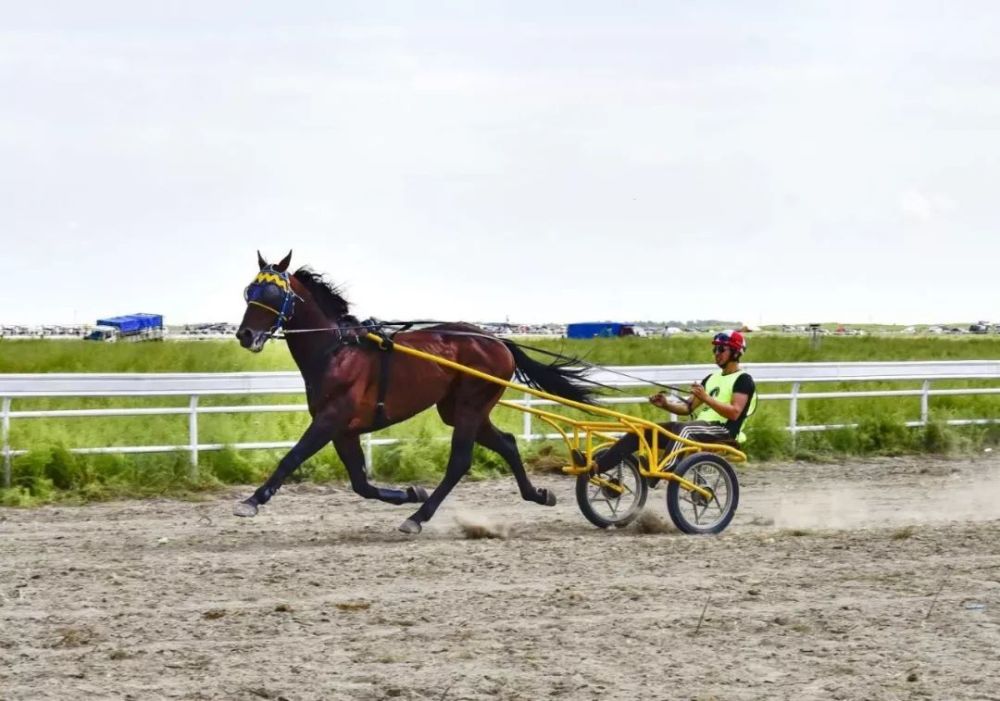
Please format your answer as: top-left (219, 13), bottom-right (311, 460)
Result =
top-left (85, 326), bottom-right (120, 342)
top-left (85, 314), bottom-right (164, 342)
top-left (169, 322), bottom-right (243, 339)
top-left (566, 322), bottom-right (638, 339)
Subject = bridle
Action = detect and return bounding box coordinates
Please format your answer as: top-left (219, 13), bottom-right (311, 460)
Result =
top-left (243, 267), bottom-right (302, 337)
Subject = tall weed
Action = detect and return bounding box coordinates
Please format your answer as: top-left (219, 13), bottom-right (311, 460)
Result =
top-left (743, 413), bottom-right (790, 461)
top-left (856, 416), bottom-right (915, 455)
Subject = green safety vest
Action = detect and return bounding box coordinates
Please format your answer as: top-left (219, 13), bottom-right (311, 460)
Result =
top-left (693, 370), bottom-right (758, 443)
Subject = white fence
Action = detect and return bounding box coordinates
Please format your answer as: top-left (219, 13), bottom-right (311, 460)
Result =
top-left (3, 360), bottom-right (1000, 487)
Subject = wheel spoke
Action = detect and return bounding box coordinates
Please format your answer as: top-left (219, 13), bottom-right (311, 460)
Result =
top-left (580, 455), bottom-right (646, 526)
top-left (605, 485), bottom-right (621, 516)
top-left (589, 488), bottom-right (613, 508)
top-left (710, 472), bottom-right (723, 493)
top-left (692, 494), bottom-right (706, 523)
top-left (588, 481), bottom-right (620, 517)
top-left (676, 463), bottom-right (731, 527)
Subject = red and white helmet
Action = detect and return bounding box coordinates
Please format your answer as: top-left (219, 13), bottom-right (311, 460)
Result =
top-left (712, 330), bottom-right (747, 354)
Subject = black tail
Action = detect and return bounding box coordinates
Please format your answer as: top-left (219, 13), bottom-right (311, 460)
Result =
top-left (502, 340), bottom-right (594, 405)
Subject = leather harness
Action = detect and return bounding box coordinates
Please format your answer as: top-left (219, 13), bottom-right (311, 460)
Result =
top-left (309, 317), bottom-right (396, 431)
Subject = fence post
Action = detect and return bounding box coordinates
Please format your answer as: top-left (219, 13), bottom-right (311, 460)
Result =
top-left (522, 391), bottom-right (532, 441)
top-left (789, 382), bottom-right (800, 447)
top-left (921, 380), bottom-right (930, 426)
top-left (2, 397), bottom-right (10, 488)
top-left (364, 433), bottom-right (373, 476)
top-left (188, 395), bottom-right (199, 477)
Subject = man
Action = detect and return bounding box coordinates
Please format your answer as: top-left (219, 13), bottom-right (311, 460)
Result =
top-left (591, 329), bottom-right (757, 474)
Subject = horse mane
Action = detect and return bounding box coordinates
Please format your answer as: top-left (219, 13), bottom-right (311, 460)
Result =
top-left (293, 267), bottom-right (350, 319)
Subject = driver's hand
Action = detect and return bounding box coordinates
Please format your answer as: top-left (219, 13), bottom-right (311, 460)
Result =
top-left (690, 383), bottom-right (708, 401)
top-left (649, 392), bottom-right (667, 408)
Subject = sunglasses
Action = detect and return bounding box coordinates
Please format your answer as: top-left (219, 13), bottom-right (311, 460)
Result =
top-left (713, 346), bottom-right (729, 354)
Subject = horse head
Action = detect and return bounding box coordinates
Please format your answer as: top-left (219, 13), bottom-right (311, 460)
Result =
top-left (236, 250), bottom-right (298, 352)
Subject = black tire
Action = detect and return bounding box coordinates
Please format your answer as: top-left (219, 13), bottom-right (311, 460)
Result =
top-left (665, 452), bottom-right (739, 535)
top-left (575, 449), bottom-right (649, 529)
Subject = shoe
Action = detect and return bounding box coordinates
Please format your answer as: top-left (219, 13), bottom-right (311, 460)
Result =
top-left (637, 455), bottom-right (660, 488)
top-left (588, 461), bottom-right (607, 475)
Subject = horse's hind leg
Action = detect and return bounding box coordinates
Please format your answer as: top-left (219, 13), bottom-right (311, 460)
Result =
top-left (333, 434), bottom-right (427, 505)
top-left (475, 421), bottom-right (555, 507)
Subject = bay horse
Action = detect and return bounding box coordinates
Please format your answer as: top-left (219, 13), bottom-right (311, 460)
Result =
top-left (234, 251), bottom-right (593, 534)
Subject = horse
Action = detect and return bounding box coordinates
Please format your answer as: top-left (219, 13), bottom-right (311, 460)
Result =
top-left (234, 251), bottom-right (594, 534)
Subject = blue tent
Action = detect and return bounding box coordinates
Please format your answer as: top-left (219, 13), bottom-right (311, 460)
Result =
top-left (95, 314), bottom-right (163, 334)
top-left (566, 322), bottom-right (634, 339)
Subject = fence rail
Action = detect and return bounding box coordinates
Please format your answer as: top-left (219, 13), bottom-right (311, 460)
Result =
top-left (3, 361), bottom-right (1000, 487)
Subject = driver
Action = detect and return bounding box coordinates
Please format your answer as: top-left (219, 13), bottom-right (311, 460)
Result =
top-left (589, 330), bottom-right (757, 476)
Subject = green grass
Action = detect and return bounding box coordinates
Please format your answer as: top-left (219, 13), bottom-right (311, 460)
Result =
top-left (5, 333), bottom-right (1000, 374)
top-left (2, 335), bottom-right (999, 504)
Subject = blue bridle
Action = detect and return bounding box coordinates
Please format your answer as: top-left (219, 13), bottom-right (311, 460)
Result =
top-left (243, 267), bottom-right (301, 336)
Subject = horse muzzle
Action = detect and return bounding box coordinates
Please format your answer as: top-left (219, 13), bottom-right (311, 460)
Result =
top-left (236, 327), bottom-right (268, 353)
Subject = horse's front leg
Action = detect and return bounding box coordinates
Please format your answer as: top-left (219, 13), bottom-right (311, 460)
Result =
top-left (332, 434), bottom-right (428, 505)
top-left (233, 414), bottom-right (335, 517)
top-left (399, 425), bottom-right (477, 535)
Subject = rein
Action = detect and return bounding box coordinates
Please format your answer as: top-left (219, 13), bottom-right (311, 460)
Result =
top-left (244, 273), bottom-right (687, 395)
top-left (278, 321), bottom-right (686, 394)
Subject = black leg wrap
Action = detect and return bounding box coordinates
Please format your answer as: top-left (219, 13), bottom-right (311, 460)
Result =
top-left (253, 485), bottom-right (277, 505)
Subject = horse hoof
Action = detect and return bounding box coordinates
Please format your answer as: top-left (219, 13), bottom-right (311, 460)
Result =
top-left (233, 500), bottom-right (259, 518)
top-left (543, 489), bottom-right (557, 507)
top-left (398, 519), bottom-right (422, 535)
top-left (408, 485), bottom-right (429, 503)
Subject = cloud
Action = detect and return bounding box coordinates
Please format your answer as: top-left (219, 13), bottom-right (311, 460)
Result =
top-left (899, 190), bottom-right (958, 222)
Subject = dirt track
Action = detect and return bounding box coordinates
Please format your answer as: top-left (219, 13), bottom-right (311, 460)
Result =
top-left (2, 455), bottom-right (1000, 701)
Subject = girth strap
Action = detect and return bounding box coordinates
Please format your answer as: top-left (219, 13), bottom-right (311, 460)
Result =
top-left (309, 321), bottom-right (395, 432)
top-left (369, 341), bottom-right (393, 430)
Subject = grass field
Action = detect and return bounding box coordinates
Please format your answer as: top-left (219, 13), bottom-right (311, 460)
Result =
top-left (2, 334), bottom-right (999, 504)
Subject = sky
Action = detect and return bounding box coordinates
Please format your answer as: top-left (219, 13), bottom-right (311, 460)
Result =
top-left (2, 1), bottom-right (999, 327)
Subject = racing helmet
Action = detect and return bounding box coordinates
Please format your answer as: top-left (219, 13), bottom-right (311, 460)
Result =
top-left (712, 330), bottom-right (747, 355)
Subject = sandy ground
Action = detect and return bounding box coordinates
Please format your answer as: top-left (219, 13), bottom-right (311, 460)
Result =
top-left (2, 455), bottom-right (1000, 701)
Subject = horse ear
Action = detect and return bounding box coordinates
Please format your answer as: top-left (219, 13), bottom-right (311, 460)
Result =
top-left (275, 250), bottom-right (292, 272)
top-left (257, 250), bottom-right (267, 270)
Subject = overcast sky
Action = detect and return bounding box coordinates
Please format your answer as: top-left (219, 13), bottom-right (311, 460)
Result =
top-left (3, 1), bottom-right (998, 327)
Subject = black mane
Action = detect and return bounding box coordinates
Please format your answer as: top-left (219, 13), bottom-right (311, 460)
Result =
top-left (293, 267), bottom-right (350, 319)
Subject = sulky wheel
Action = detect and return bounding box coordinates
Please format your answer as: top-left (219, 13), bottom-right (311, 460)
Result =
top-left (575, 449), bottom-right (649, 529)
top-left (665, 452), bottom-right (739, 534)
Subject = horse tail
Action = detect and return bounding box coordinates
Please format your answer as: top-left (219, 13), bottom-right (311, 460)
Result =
top-left (502, 340), bottom-right (595, 405)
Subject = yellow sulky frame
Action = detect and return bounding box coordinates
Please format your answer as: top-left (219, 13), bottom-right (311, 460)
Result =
top-left (365, 333), bottom-right (745, 503)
